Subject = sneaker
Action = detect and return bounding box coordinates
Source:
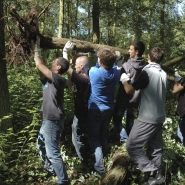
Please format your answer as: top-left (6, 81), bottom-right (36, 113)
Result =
top-left (120, 138), bottom-right (128, 144)
top-left (146, 170), bottom-right (164, 185)
top-left (94, 164), bottom-right (105, 175)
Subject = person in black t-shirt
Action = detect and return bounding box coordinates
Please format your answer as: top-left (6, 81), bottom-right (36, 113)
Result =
top-left (63, 41), bottom-right (90, 163)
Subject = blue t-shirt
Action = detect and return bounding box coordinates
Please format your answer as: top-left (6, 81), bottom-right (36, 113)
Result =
top-left (88, 62), bottom-right (120, 110)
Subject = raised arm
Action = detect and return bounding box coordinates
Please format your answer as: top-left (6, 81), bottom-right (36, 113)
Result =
top-left (32, 36), bottom-right (52, 81)
top-left (62, 41), bottom-right (75, 87)
top-left (34, 56), bottom-right (52, 81)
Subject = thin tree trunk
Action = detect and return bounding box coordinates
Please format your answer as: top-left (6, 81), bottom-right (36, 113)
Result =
top-left (92, 0), bottom-right (100, 43)
top-left (107, 0), bottom-right (116, 46)
top-left (75, 0), bottom-right (79, 39)
top-left (58, 0), bottom-right (64, 38)
top-left (0, 0), bottom-right (13, 132)
top-left (135, 0), bottom-right (142, 40)
top-left (160, 0), bottom-right (165, 44)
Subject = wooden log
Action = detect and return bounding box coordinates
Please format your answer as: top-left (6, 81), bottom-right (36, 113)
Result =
top-left (101, 148), bottom-right (129, 185)
top-left (162, 55), bottom-right (185, 67)
top-left (40, 35), bottom-right (129, 56)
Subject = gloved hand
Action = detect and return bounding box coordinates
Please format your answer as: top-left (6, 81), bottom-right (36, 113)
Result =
top-left (174, 71), bottom-right (182, 82)
top-left (120, 73), bottom-right (130, 84)
top-left (63, 40), bottom-right (74, 59)
top-left (31, 36), bottom-right (40, 58)
top-left (63, 41), bottom-right (74, 53)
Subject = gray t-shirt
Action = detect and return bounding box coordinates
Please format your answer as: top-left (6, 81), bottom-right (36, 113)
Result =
top-left (41, 72), bottom-right (66, 120)
top-left (132, 63), bottom-right (167, 124)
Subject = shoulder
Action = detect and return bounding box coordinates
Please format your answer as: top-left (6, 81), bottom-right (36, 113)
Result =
top-left (52, 72), bottom-right (66, 86)
top-left (72, 71), bottom-right (90, 83)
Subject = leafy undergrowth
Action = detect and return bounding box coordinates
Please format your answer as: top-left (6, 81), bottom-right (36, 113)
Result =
top-left (1, 117), bottom-right (185, 185)
top-left (1, 65), bottom-right (185, 184)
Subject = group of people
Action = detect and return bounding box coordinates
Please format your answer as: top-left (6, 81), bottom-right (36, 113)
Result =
top-left (31, 37), bottom-right (184, 185)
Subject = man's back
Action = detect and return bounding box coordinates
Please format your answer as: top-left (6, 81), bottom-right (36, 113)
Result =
top-left (42, 72), bottom-right (66, 120)
top-left (88, 64), bottom-right (120, 110)
top-left (71, 71), bottom-right (90, 116)
top-left (138, 63), bottom-right (167, 124)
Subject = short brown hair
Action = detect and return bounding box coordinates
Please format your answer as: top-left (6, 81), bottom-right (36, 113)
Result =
top-left (149, 47), bottom-right (164, 63)
top-left (97, 48), bottom-right (116, 70)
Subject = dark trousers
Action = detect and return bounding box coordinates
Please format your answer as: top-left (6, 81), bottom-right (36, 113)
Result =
top-left (126, 120), bottom-right (163, 172)
top-left (177, 117), bottom-right (185, 146)
top-left (88, 109), bottom-right (113, 173)
top-left (113, 103), bottom-right (134, 140)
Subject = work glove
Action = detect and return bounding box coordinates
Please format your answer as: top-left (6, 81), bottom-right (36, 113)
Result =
top-left (31, 36), bottom-right (40, 59)
top-left (120, 73), bottom-right (130, 84)
top-left (174, 71), bottom-right (183, 82)
top-left (63, 40), bottom-right (74, 55)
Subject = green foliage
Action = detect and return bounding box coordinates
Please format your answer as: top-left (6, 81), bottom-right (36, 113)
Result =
top-left (2, 0), bottom-right (185, 184)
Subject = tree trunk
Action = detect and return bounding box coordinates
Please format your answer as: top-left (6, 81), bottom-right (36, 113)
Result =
top-left (134, 0), bottom-right (142, 40)
top-left (0, 0), bottom-right (13, 132)
top-left (92, 0), bottom-right (100, 43)
top-left (39, 35), bottom-right (129, 56)
top-left (160, 0), bottom-right (165, 45)
top-left (162, 55), bottom-right (185, 67)
top-left (107, 0), bottom-right (116, 46)
top-left (58, 0), bottom-right (64, 38)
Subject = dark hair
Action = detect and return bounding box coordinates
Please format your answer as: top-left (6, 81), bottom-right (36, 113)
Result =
top-left (131, 40), bottom-right (145, 57)
top-left (149, 47), bottom-right (164, 63)
top-left (57, 57), bottom-right (69, 74)
top-left (97, 48), bottom-right (116, 70)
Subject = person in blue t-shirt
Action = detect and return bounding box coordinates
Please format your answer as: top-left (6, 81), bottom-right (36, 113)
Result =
top-left (88, 48), bottom-right (120, 174)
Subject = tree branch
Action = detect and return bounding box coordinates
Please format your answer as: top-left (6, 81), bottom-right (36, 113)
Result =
top-left (162, 55), bottom-right (185, 67)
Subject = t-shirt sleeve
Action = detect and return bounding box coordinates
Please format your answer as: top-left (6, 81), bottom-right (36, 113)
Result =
top-left (132, 70), bottom-right (149, 90)
top-left (41, 77), bottom-right (48, 86)
top-left (52, 72), bottom-right (65, 89)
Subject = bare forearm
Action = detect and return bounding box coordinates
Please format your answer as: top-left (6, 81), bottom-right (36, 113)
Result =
top-left (65, 66), bottom-right (73, 87)
top-left (123, 81), bottom-right (135, 94)
top-left (35, 56), bottom-right (52, 81)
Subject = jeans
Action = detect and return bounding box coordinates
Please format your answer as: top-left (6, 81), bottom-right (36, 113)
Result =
top-left (113, 105), bottom-right (134, 141)
top-left (126, 120), bottom-right (163, 172)
top-left (88, 109), bottom-right (113, 174)
top-left (72, 115), bottom-right (89, 162)
top-left (177, 117), bottom-right (185, 146)
top-left (37, 120), bottom-right (69, 184)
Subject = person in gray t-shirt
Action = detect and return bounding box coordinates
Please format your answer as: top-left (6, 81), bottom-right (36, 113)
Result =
top-left (32, 36), bottom-right (71, 185)
top-left (120, 47), bottom-right (167, 185)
